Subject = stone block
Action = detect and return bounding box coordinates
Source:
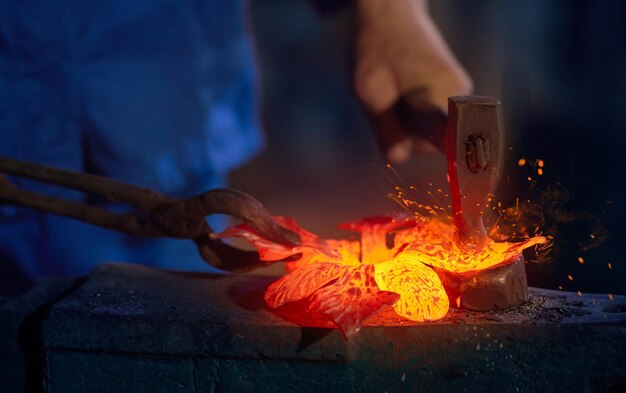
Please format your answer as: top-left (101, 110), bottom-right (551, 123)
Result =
top-left (39, 263), bottom-right (626, 392)
top-left (0, 277), bottom-right (76, 392)
top-left (45, 350), bottom-right (195, 393)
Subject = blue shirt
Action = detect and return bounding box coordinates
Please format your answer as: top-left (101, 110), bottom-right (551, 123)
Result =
top-left (0, 0), bottom-right (263, 294)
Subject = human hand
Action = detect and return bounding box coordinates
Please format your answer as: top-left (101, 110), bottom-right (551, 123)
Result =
top-left (354, 0), bottom-right (472, 163)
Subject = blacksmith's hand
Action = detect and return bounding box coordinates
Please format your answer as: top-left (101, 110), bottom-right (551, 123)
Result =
top-left (354, 0), bottom-right (472, 163)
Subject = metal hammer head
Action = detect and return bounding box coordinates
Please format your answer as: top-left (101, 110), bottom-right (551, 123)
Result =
top-left (445, 96), bottom-right (502, 250)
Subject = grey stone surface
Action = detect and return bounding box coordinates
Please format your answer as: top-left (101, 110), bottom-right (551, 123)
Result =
top-left (0, 277), bottom-right (77, 393)
top-left (45, 350), bottom-right (195, 393)
top-left (196, 358), bottom-right (353, 392)
top-left (39, 263), bottom-right (626, 392)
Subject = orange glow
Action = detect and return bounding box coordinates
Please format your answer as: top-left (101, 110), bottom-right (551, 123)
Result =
top-left (218, 215), bottom-right (546, 337)
top-left (265, 262), bottom-right (347, 308)
top-left (578, 257), bottom-right (584, 264)
top-left (518, 158), bottom-right (526, 166)
top-left (307, 264), bottom-right (400, 337)
top-left (374, 250), bottom-right (449, 322)
top-left (392, 218), bottom-right (545, 274)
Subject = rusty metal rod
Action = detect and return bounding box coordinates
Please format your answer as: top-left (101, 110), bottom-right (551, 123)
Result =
top-left (0, 177), bottom-right (163, 237)
top-left (0, 156), bottom-right (174, 211)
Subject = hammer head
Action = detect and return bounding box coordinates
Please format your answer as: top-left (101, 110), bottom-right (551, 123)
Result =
top-left (445, 96), bottom-right (502, 250)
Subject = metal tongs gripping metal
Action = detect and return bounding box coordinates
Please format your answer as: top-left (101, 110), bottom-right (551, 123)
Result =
top-left (0, 156), bottom-right (300, 272)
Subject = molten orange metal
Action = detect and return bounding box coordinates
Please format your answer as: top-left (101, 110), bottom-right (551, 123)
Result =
top-left (218, 216), bottom-right (546, 338)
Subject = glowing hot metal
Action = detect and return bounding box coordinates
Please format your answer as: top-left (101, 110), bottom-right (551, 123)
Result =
top-left (218, 216), bottom-right (545, 338)
top-left (218, 95), bottom-right (546, 338)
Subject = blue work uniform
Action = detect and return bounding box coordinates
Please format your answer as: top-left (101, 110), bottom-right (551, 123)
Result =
top-left (0, 0), bottom-right (263, 294)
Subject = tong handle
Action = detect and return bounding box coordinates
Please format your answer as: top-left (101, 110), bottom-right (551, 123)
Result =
top-left (0, 177), bottom-right (162, 237)
top-left (0, 156), bottom-right (173, 211)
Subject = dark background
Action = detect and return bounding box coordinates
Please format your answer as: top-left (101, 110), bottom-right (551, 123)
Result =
top-left (232, 0), bottom-right (626, 295)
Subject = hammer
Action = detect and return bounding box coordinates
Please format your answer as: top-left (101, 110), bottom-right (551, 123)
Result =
top-left (392, 92), bottom-right (502, 250)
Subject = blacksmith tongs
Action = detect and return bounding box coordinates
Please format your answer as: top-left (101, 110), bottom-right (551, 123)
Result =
top-left (0, 156), bottom-right (300, 272)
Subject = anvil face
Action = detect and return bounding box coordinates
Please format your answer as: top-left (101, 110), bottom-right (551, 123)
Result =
top-left (3, 263), bottom-right (622, 392)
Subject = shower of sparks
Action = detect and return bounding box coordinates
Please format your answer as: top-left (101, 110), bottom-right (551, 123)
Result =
top-left (216, 161), bottom-right (563, 338)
